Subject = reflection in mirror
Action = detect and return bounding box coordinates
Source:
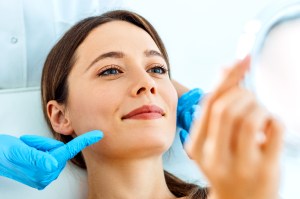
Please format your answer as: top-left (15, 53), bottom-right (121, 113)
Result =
top-left (237, 2), bottom-right (300, 199)
top-left (255, 18), bottom-right (300, 148)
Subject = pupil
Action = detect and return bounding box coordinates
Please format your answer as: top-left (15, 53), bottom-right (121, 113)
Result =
top-left (111, 69), bottom-right (117, 74)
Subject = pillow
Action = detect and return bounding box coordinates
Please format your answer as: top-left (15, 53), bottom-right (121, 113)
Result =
top-left (0, 88), bottom-right (87, 199)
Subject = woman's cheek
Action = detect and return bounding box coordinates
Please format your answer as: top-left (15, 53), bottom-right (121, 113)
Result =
top-left (160, 82), bottom-right (178, 123)
top-left (165, 83), bottom-right (178, 109)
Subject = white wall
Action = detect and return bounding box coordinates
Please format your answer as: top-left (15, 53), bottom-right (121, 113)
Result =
top-left (122, 0), bottom-right (294, 91)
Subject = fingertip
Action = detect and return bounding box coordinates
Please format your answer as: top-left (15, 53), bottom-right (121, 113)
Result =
top-left (234, 54), bottom-right (251, 72)
top-left (243, 54), bottom-right (251, 70)
top-left (51, 130), bottom-right (104, 164)
top-left (85, 130), bottom-right (104, 143)
top-left (237, 54), bottom-right (250, 63)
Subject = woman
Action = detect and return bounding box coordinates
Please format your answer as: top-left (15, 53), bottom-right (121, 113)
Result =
top-left (40, 10), bottom-right (283, 199)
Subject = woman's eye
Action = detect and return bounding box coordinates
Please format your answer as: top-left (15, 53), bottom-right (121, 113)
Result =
top-left (147, 65), bottom-right (168, 74)
top-left (98, 66), bottom-right (123, 77)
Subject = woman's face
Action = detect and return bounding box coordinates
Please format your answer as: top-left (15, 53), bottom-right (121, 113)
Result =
top-left (65, 21), bottom-right (178, 159)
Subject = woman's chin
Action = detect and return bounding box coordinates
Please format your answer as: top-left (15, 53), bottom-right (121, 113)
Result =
top-left (125, 131), bottom-right (174, 157)
top-left (95, 135), bottom-right (174, 160)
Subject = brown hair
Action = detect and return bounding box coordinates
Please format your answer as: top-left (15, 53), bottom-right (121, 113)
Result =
top-left (41, 10), bottom-right (207, 199)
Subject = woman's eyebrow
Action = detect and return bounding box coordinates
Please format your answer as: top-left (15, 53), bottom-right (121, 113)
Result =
top-left (86, 51), bottom-right (124, 71)
top-left (144, 50), bottom-right (164, 59)
top-left (86, 50), bottom-right (164, 72)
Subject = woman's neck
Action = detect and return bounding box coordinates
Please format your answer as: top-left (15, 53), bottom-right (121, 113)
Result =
top-left (85, 155), bottom-right (176, 199)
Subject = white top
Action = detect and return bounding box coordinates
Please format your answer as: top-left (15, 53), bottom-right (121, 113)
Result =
top-left (0, 0), bottom-right (123, 89)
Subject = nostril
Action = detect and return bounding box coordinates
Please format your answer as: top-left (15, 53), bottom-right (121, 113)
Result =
top-left (137, 87), bottom-right (146, 95)
top-left (150, 87), bottom-right (155, 94)
top-left (136, 87), bottom-right (155, 95)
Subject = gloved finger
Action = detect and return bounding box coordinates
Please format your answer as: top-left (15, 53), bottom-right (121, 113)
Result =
top-left (20, 135), bottom-right (64, 152)
top-left (179, 88), bottom-right (202, 103)
top-left (9, 144), bottom-right (59, 172)
top-left (178, 88), bottom-right (203, 113)
top-left (181, 111), bottom-right (194, 130)
top-left (179, 104), bottom-right (200, 131)
top-left (179, 129), bottom-right (190, 145)
top-left (193, 104), bottom-right (202, 119)
top-left (50, 130), bottom-right (103, 163)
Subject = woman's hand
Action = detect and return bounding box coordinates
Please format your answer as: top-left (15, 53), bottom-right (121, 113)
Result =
top-left (185, 56), bottom-right (283, 199)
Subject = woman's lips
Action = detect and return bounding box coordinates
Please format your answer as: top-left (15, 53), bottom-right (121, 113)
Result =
top-left (122, 105), bottom-right (165, 120)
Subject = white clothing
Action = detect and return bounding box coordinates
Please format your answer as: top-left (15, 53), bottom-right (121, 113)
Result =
top-left (0, 0), bottom-right (123, 89)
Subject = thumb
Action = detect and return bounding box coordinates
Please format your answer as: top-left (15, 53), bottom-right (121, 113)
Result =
top-left (50, 130), bottom-right (103, 164)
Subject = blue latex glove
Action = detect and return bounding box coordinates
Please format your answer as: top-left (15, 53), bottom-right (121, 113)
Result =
top-left (0, 130), bottom-right (103, 190)
top-left (177, 88), bottom-right (204, 145)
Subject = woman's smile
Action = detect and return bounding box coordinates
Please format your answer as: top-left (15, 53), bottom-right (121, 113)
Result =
top-left (122, 105), bottom-right (165, 120)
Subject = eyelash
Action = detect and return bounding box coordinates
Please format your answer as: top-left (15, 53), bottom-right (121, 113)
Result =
top-left (97, 64), bottom-right (169, 77)
top-left (97, 65), bottom-right (123, 77)
top-left (147, 64), bottom-right (169, 75)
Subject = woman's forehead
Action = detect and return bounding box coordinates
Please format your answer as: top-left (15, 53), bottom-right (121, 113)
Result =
top-left (72, 20), bottom-right (163, 71)
top-left (80, 21), bottom-right (160, 51)
top-left (70, 20), bottom-right (164, 75)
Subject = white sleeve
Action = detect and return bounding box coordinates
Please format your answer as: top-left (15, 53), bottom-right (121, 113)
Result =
top-left (0, 1), bottom-right (24, 89)
top-left (0, 0), bottom-right (126, 90)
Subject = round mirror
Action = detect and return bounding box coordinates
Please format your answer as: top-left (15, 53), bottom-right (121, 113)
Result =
top-left (237, 2), bottom-right (300, 199)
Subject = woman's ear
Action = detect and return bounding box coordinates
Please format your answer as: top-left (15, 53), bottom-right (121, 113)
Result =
top-left (47, 100), bottom-right (73, 135)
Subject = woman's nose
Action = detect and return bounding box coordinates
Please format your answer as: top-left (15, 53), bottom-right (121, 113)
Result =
top-left (136, 86), bottom-right (156, 95)
top-left (131, 72), bottom-right (157, 97)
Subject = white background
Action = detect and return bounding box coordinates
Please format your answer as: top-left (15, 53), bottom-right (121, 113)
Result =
top-left (122, 0), bottom-right (295, 91)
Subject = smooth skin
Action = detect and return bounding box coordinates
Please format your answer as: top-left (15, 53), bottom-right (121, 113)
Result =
top-left (47, 21), bottom-right (178, 199)
top-left (46, 19), bottom-right (282, 199)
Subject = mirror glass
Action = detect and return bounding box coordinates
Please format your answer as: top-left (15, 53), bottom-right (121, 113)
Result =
top-left (239, 2), bottom-right (300, 199)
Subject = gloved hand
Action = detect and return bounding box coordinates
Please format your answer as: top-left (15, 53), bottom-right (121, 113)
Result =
top-left (177, 88), bottom-right (204, 145)
top-left (0, 130), bottom-right (103, 190)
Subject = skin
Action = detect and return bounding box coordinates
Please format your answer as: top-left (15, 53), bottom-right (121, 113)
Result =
top-left (46, 20), bottom-right (283, 199)
top-left (47, 21), bottom-right (179, 199)
top-left (172, 79), bottom-right (190, 97)
top-left (186, 56), bottom-right (283, 199)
